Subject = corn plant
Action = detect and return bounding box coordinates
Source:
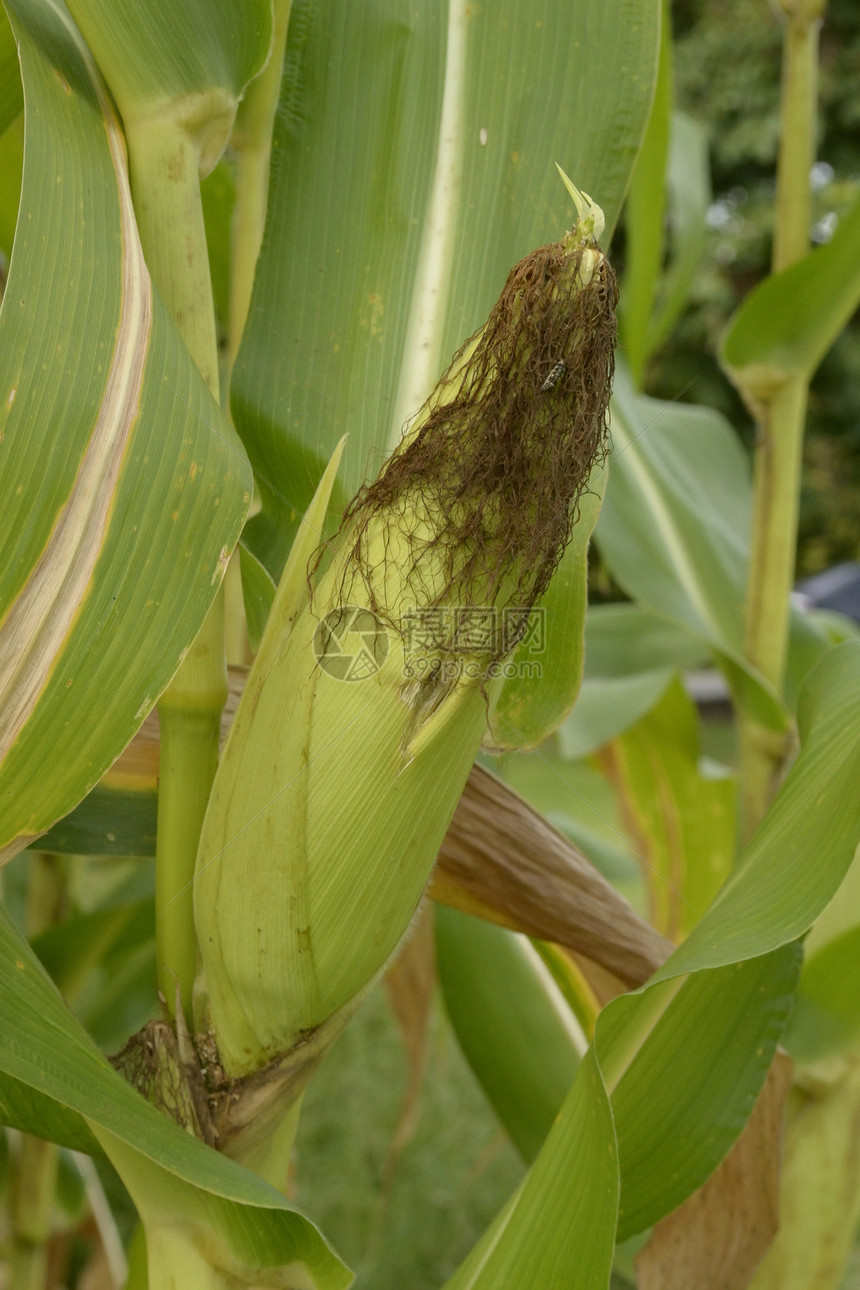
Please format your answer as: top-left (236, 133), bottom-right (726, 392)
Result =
top-left (0, 0), bottom-right (859, 1288)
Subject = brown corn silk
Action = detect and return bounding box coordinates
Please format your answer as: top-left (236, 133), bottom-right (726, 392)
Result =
top-left (327, 238), bottom-right (618, 667)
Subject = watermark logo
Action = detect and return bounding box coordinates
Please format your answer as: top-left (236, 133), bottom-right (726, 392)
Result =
top-left (313, 606), bottom-right (389, 681)
top-left (314, 605), bottom-right (546, 683)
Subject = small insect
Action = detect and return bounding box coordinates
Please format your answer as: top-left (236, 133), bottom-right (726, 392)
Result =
top-left (540, 360), bottom-right (567, 392)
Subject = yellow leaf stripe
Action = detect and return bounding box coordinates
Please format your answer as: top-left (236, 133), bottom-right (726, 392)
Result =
top-left (0, 31), bottom-right (152, 778)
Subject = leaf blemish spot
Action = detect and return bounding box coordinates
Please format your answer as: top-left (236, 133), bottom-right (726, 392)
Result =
top-left (6, 387), bottom-right (15, 406)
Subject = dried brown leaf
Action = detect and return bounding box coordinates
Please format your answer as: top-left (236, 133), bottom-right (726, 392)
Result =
top-left (433, 763), bottom-right (672, 988)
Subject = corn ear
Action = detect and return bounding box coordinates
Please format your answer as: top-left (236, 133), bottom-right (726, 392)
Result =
top-left (192, 184), bottom-right (617, 1095)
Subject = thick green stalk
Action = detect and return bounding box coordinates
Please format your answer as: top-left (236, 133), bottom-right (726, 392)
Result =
top-left (125, 119), bottom-right (227, 1017)
top-left (154, 595), bottom-right (225, 1014)
top-left (772, 1), bottom-right (823, 275)
top-left (228, 0), bottom-right (292, 365)
top-left (9, 1133), bottom-right (59, 1290)
top-left (738, 0), bottom-right (823, 841)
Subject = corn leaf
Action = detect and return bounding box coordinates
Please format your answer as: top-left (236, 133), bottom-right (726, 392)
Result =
top-left (441, 643), bottom-right (860, 1286)
top-left (436, 906), bottom-right (583, 1164)
top-left (648, 111), bottom-right (711, 354)
top-left (597, 677), bottom-right (735, 940)
top-left (0, 902), bottom-right (351, 1288)
top-left (583, 603), bottom-right (709, 677)
top-left (0, 0), bottom-right (252, 860)
top-left (720, 191), bottom-right (860, 390)
top-left (63, 0), bottom-right (271, 154)
top-left (597, 363), bottom-right (790, 729)
top-left (556, 667), bottom-right (673, 759)
top-left (441, 1045), bottom-right (619, 1290)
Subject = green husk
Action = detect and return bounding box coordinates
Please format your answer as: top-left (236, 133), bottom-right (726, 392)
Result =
top-left (191, 185), bottom-right (617, 1151)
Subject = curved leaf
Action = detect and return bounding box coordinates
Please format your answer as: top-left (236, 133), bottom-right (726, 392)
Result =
top-left (442, 643), bottom-right (860, 1285)
top-left (720, 192), bottom-right (860, 393)
top-left (0, 114), bottom-right (23, 262)
top-left (557, 667), bottom-right (673, 759)
top-left (0, 0), bottom-right (252, 860)
top-left (597, 676), bottom-right (735, 939)
top-left (584, 602), bottom-right (709, 677)
top-left (441, 1046), bottom-right (618, 1290)
top-left (0, 903), bottom-right (350, 1287)
top-left (436, 906), bottom-right (583, 1164)
top-left (64, 0), bottom-right (272, 172)
top-left (596, 363), bottom-right (789, 729)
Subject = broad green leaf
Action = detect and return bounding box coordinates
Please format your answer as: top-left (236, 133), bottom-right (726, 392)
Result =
top-left (720, 192), bottom-right (860, 392)
top-left (436, 906), bottom-right (583, 1164)
top-left (0, 5), bottom-right (22, 133)
top-left (444, 643), bottom-right (860, 1284)
top-left (604, 946), bottom-right (799, 1238)
top-left (620, 0), bottom-right (672, 386)
top-left (0, 0), bottom-right (252, 860)
top-left (596, 363), bottom-right (788, 729)
top-left (37, 783), bottom-right (158, 857)
top-left (0, 1068), bottom-right (98, 1153)
top-left (592, 646), bottom-right (860, 1226)
top-left (232, 0), bottom-right (659, 579)
top-left (0, 903), bottom-right (351, 1287)
top-left (97, 1126), bottom-right (351, 1290)
top-left (441, 1047), bottom-right (618, 1290)
top-left (556, 667), bottom-right (673, 759)
top-left (583, 603), bottom-right (709, 678)
top-left (655, 642), bottom-right (860, 974)
top-left (599, 676), bottom-right (735, 939)
top-left (63, 0), bottom-right (272, 173)
top-left (230, 0), bottom-right (447, 577)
